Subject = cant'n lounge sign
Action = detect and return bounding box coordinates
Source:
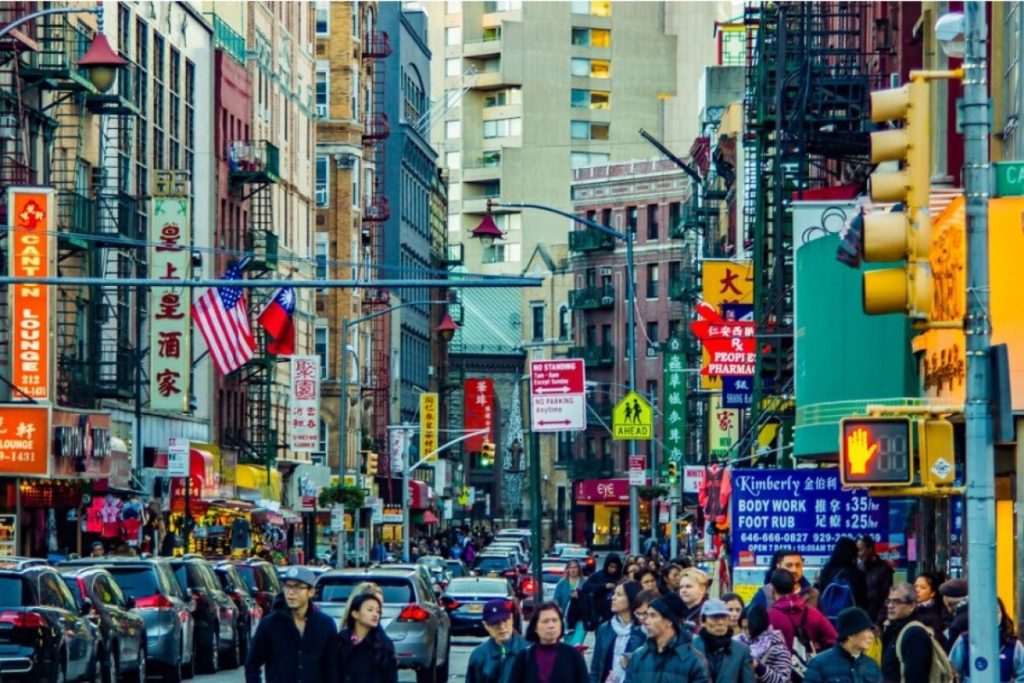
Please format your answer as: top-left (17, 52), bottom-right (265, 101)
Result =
top-left (8, 188), bottom-right (55, 402)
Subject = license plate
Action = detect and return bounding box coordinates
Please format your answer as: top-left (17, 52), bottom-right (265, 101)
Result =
top-left (468, 604), bottom-right (483, 613)
top-left (487, 571), bottom-right (498, 577)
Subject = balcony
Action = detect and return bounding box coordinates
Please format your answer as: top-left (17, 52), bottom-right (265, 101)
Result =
top-left (363, 194), bottom-right (391, 223)
top-left (245, 228), bottom-right (279, 272)
top-left (568, 284), bottom-right (615, 310)
top-left (462, 156), bottom-right (502, 182)
top-left (669, 203), bottom-right (704, 239)
top-left (207, 12), bottom-right (247, 65)
top-left (568, 227), bottom-right (615, 253)
top-left (18, 16), bottom-right (94, 91)
top-left (569, 343), bottom-right (615, 368)
top-left (228, 140), bottom-right (280, 184)
top-left (363, 30), bottom-right (392, 59)
top-left (569, 457), bottom-right (616, 481)
top-left (362, 113), bottom-right (390, 142)
top-left (463, 37), bottom-right (502, 59)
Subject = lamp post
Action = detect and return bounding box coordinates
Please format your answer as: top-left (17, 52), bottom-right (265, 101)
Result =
top-left (473, 200), bottom-right (641, 556)
top-left (337, 300), bottom-right (452, 568)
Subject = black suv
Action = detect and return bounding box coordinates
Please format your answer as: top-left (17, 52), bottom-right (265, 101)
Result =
top-left (0, 560), bottom-right (101, 682)
top-left (168, 556), bottom-right (240, 672)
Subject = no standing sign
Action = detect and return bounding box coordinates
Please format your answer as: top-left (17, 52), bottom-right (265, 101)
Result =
top-left (529, 359), bottom-right (586, 432)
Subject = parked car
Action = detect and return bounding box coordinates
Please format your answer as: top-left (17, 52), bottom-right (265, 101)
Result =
top-left (219, 559), bottom-right (281, 616)
top-left (0, 561), bottom-right (102, 682)
top-left (441, 577), bottom-right (520, 636)
top-left (168, 556), bottom-right (240, 673)
top-left (60, 556), bottom-right (195, 683)
top-left (416, 556), bottom-right (452, 590)
top-left (60, 566), bottom-right (147, 683)
top-left (213, 563), bottom-right (262, 664)
top-left (473, 553), bottom-right (525, 593)
top-left (445, 559), bottom-right (470, 579)
top-left (315, 568), bottom-right (451, 683)
top-left (371, 562), bottom-right (442, 597)
top-left (559, 547), bottom-right (597, 575)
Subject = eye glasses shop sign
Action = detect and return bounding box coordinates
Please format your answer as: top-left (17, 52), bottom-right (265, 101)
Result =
top-left (730, 469), bottom-right (888, 568)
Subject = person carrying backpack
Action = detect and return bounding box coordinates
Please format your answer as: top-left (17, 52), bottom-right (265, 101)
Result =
top-left (880, 583), bottom-right (953, 683)
top-left (948, 597), bottom-right (1024, 683)
top-left (816, 538), bottom-right (868, 623)
top-left (766, 569), bottom-right (836, 682)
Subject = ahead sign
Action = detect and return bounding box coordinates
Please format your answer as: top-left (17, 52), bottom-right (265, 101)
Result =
top-left (530, 359), bottom-right (585, 432)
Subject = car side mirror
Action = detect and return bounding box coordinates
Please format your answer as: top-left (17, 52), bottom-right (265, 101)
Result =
top-left (124, 596), bottom-right (136, 610)
top-left (80, 599), bottom-right (93, 616)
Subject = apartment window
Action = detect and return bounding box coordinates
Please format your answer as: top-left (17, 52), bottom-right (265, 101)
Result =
top-left (571, 27), bottom-right (610, 47)
top-left (572, 58), bottom-right (610, 78)
top-left (571, 152), bottom-right (610, 168)
top-left (573, 0), bottom-right (610, 15)
top-left (315, 232), bottom-right (329, 280)
top-left (483, 26), bottom-right (501, 41)
top-left (570, 121), bottom-right (609, 141)
top-left (483, 117), bottom-right (521, 138)
top-left (585, 325), bottom-right (597, 346)
top-left (445, 26), bottom-right (462, 45)
top-left (646, 263), bottom-right (659, 298)
top-left (484, 0), bottom-right (521, 11)
top-left (446, 119), bottom-right (461, 139)
top-left (315, 154), bottom-right (329, 206)
top-left (531, 304), bottom-right (545, 341)
top-left (402, 69), bottom-right (423, 122)
top-left (626, 206), bottom-right (638, 233)
top-left (646, 322), bottom-right (659, 349)
top-left (352, 68), bottom-right (360, 122)
top-left (571, 58), bottom-right (589, 77)
top-left (315, 1), bottom-right (329, 35)
top-left (571, 89), bottom-right (610, 109)
top-left (483, 244), bottom-right (506, 264)
top-left (668, 260), bottom-right (682, 290)
top-left (559, 305), bottom-right (570, 340)
top-left (647, 204), bottom-right (659, 240)
top-left (601, 208), bottom-right (612, 227)
top-left (315, 63), bottom-right (328, 118)
top-left (485, 91), bottom-right (507, 107)
top-left (352, 158), bottom-right (360, 207)
top-left (481, 150), bottom-right (501, 166)
top-left (669, 201), bottom-right (681, 232)
top-left (184, 60), bottom-right (195, 174)
top-left (446, 151), bottom-right (461, 169)
top-left (352, 2), bottom-right (358, 36)
top-left (445, 57), bottom-right (461, 77)
top-left (315, 324), bottom-right (329, 378)
top-left (601, 324), bottom-right (612, 347)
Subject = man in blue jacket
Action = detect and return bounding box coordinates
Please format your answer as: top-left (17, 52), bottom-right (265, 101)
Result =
top-left (244, 565), bottom-right (337, 683)
top-left (466, 598), bottom-right (527, 683)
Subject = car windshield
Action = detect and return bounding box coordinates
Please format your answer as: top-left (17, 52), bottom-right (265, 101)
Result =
top-left (60, 577), bottom-right (84, 605)
top-left (473, 557), bottom-right (511, 573)
top-left (0, 577), bottom-right (24, 606)
top-left (562, 549), bottom-right (589, 558)
top-left (107, 567), bottom-right (160, 598)
top-left (446, 563), bottom-right (466, 577)
top-left (314, 577), bottom-right (413, 604)
top-left (446, 579), bottom-right (507, 596)
top-left (233, 566), bottom-right (257, 593)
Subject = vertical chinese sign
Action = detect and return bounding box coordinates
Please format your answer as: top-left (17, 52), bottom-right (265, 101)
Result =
top-left (289, 355), bottom-right (320, 451)
top-left (420, 392), bottom-right (438, 462)
top-left (699, 260), bottom-right (753, 390)
top-left (463, 378), bottom-right (493, 451)
top-left (0, 405), bottom-right (49, 477)
top-left (8, 188), bottom-right (55, 401)
top-left (149, 197), bottom-right (191, 412)
top-left (662, 336), bottom-right (687, 465)
top-left (708, 394), bottom-right (740, 460)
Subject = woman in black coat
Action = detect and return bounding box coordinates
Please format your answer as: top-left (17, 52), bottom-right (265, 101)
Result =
top-left (815, 537), bottom-right (868, 609)
top-left (507, 601), bottom-right (588, 683)
top-left (336, 593), bottom-right (398, 683)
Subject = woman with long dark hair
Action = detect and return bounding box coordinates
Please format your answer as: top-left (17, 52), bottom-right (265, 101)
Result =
top-left (336, 593), bottom-right (398, 683)
top-left (949, 597), bottom-right (1024, 683)
top-left (814, 537), bottom-right (868, 609)
top-left (507, 601), bottom-right (588, 683)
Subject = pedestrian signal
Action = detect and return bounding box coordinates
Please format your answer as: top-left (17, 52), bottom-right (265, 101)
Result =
top-left (839, 417), bottom-right (913, 486)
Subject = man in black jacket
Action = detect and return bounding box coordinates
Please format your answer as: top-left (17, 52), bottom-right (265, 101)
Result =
top-left (245, 565), bottom-right (337, 683)
top-left (857, 535), bottom-right (894, 623)
top-left (880, 583), bottom-right (933, 683)
top-left (939, 579), bottom-right (968, 650)
top-left (582, 553), bottom-right (622, 628)
top-left (805, 607), bottom-right (882, 683)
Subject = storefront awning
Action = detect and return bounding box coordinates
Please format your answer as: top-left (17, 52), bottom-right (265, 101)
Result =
top-left (574, 478), bottom-right (631, 506)
top-left (235, 464), bottom-right (282, 502)
top-left (421, 510), bottom-right (438, 524)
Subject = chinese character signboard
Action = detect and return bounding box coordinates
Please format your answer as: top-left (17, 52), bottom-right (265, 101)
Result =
top-left (708, 394), bottom-right (739, 460)
top-left (700, 260), bottom-right (753, 389)
top-left (289, 356), bottom-right (320, 451)
top-left (8, 189), bottom-right (55, 401)
top-left (420, 392), bottom-right (439, 462)
top-left (731, 469), bottom-right (888, 567)
top-left (0, 405), bottom-right (49, 476)
top-left (149, 197), bottom-right (191, 412)
top-left (463, 379), bottom-right (493, 451)
top-left (662, 337), bottom-right (687, 463)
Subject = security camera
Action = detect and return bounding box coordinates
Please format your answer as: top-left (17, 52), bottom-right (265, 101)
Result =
top-left (935, 13), bottom-right (965, 59)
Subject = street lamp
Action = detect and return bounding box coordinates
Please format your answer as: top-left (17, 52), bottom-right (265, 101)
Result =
top-left (472, 200), bottom-right (642, 556)
top-left (436, 312), bottom-right (459, 342)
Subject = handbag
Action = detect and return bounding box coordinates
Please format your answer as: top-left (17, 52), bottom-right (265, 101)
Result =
top-left (564, 620), bottom-right (586, 646)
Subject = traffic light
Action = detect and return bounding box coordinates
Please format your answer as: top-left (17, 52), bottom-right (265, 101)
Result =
top-left (666, 462), bottom-right (678, 484)
top-left (480, 441), bottom-right (495, 467)
top-left (363, 451), bottom-right (378, 477)
top-left (839, 417), bottom-right (914, 487)
top-left (862, 77), bottom-right (932, 318)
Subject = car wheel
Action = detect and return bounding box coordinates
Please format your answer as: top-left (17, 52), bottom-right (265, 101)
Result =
top-left (436, 638), bottom-right (451, 681)
top-left (415, 656), bottom-right (437, 683)
top-left (221, 627), bottom-right (241, 669)
top-left (198, 622), bottom-right (219, 674)
top-left (100, 645), bottom-right (117, 683)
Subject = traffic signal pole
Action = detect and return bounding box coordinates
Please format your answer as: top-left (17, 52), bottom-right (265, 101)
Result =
top-left (962, 4), bottom-right (999, 681)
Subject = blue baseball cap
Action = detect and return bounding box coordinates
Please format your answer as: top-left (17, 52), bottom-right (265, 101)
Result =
top-left (482, 598), bottom-right (514, 625)
top-left (281, 566), bottom-right (317, 588)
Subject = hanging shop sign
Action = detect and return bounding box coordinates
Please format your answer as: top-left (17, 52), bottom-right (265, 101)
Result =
top-left (663, 336), bottom-right (687, 463)
top-left (420, 392), bottom-right (439, 462)
top-left (0, 404), bottom-right (49, 477)
top-left (288, 355), bottom-right (320, 451)
top-left (691, 301), bottom-right (756, 378)
top-left (51, 409), bottom-right (112, 479)
top-left (463, 378), bottom-right (494, 451)
top-left (8, 188), bottom-right (55, 402)
top-left (708, 394), bottom-right (740, 460)
top-left (149, 197), bottom-right (192, 412)
top-left (700, 260), bottom-right (754, 389)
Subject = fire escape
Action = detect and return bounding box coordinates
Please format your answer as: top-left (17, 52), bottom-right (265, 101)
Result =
top-left (0, 6), bottom-right (140, 407)
top-left (741, 2), bottom-right (876, 458)
top-left (227, 139), bottom-right (280, 465)
top-left (361, 27), bottom-right (391, 465)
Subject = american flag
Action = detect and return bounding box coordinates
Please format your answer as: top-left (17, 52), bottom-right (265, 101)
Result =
top-left (192, 262), bottom-right (257, 375)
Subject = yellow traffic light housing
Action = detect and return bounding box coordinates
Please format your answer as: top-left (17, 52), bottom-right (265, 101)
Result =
top-left (918, 419), bottom-right (955, 489)
top-left (363, 451), bottom-right (379, 476)
top-left (863, 77), bottom-right (933, 318)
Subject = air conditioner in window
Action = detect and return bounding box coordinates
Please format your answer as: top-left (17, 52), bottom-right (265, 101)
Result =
top-left (334, 152), bottom-right (358, 169)
top-left (600, 267), bottom-right (612, 277)
top-left (315, 188), bottom-right (328, 206)
top-left (646, 344), bottom-right (660, 357)
top-left (601, 295), bottom-right (614, 306)
top-left (315, 103), bottom-right (328, 118)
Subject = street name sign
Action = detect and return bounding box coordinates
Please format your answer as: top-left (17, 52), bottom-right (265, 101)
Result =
top-left (613, 391), bottom-right (653, 440)
top-left (530, 359), bottom-right (586, 432)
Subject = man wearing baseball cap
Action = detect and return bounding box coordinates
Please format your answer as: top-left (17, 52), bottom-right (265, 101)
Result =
top-left (693, 599), bottom-right (754, 683)
top-left (244, 565), bottom-right (336, 683)
top-left (803, 607), bottom-right (881, 683)
top-left (466, 598), bottom-right (526, 683)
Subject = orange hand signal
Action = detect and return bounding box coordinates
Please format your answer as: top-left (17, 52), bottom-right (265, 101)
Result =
top-left (846, 427), bottom-right (879, 475)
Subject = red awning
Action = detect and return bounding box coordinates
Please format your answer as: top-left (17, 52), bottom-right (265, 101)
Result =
top-left (421, 510), bottom-right (439, 524)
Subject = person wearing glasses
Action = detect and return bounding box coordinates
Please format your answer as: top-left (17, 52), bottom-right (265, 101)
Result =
top-left (591, 581), bottom-right (645, 683)
top-left (245, 565), bottom-right (337, 683)
top-left (466, 598), bottom-right (527, 683)
top-left (880, 583), bottom-right (935, 683)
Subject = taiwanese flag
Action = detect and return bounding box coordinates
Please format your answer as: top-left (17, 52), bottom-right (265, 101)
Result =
top-left (257, 287), bottom-right (296, 355)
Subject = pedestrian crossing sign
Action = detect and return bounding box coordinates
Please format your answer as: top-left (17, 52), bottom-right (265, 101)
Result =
top-left (612, 391), bottom-right (653, 440)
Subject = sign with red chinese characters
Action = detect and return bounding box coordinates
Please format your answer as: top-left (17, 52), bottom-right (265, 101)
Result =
top-left (149, 197), bottom-right (191, 412)
top-left (8, 188), bottom-right (55, 401)
top-left (420, 393), bottom-right (439, 462)
top-left (708, 393), bottom-right (740, 460)
top-left (691, 301), bottom-right (756, 378)
top-left (463, 379), bottom-right (494, 451)
top-left (700, 260), bottom-right (753, 389)
top-left (0, 404), bottom-right (49, 477)
top-left (288, 355), bottom-right (320, 452)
